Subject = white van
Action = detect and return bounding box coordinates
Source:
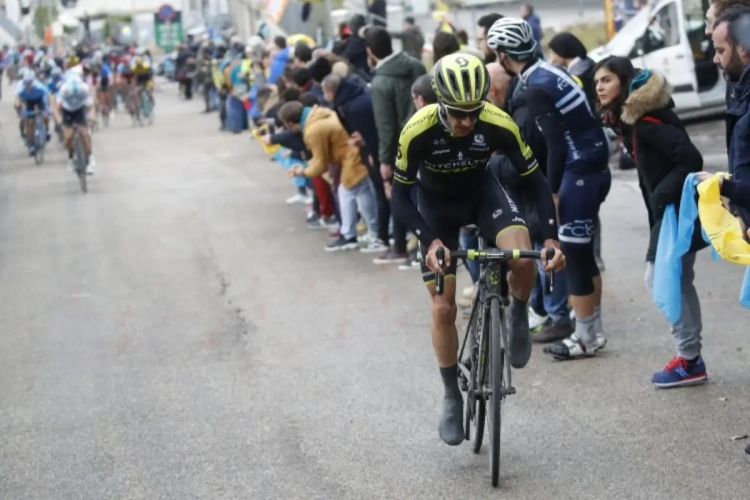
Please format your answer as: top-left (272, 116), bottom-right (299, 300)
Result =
top-left (589, 0), bottom-right (724, 119)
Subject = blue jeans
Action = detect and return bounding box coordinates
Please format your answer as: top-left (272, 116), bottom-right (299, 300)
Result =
top-left (530, 242), bottom-right (570, 324)
top-left (339, 177), bottom-right (379, 240)
top-left (459, 228), bottom-right (480, 283)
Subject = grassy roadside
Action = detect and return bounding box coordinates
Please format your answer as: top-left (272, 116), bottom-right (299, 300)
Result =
top-left (541, 22), bottom-right (609, 51)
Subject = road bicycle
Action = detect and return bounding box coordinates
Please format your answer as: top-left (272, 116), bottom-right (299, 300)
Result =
top-left (435, 242), bottom-right (555, 487)
top-left (28, 110), bottom-right (47, 166)
top-left (69, 123), bottom-right (89, 194)
top-left (138, 86), bottom-right (154, 125)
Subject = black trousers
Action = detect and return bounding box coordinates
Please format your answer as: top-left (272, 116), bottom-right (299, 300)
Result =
top-left (218, 92), bottom-right (227, 128)
top-left (366, 165), bottom-right (407, 251)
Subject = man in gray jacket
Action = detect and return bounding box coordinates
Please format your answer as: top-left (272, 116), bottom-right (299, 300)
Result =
top-left (365, 26), bottom-right (426, 264)
top-left (390, 16), bottom-right (425, 60)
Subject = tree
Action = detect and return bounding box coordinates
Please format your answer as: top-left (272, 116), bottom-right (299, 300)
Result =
top-left (33, 6), bottom-right (57, 40)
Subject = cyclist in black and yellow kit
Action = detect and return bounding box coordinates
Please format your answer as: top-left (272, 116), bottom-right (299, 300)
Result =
top-left (131, 55), bottom-right (154, 110)
top-left (391, 53), bottom-right (564, 446)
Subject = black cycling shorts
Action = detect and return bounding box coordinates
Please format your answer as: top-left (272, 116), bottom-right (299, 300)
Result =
top-left (557, 168), bottom-right (611, 246)
top-left (99, 75), bottom-right (110, 90)
top-left (24, 99), bottom-right (44, 113)
top-left (62, 108), bottom-right (86, 127)
top-left (418, 168), bottom-right (527, 283)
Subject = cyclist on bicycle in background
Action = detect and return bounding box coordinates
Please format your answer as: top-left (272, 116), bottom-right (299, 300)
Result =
top-left (117, 55), bottom-right (136, 112)
top-left (54, 71), bottom-right (95, 175)
top-left (131, 50), bottom-right (154, 109)
top-left (47, 66), bottom-right (65, 138)
top-left (391, 52), bottom-right (564, 446)
top-left (15, 70), bottom-right (50, 156)
top-left (96, 52), bottom-right (113, 116)
top-left (487, 18), bottom-right (611, 359)
top-left (47, 66), bottom-right (64, 94)
top-left (65, 50), bottom-right (80, 70)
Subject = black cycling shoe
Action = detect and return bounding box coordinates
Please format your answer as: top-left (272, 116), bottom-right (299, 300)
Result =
top-left (508, 300), bottom-right (532, 369)
top-left (438, 395), bottom-right (465, 446)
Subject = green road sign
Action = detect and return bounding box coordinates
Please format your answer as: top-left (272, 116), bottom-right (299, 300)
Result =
top-left (154, 4), bottom-right (183, 52)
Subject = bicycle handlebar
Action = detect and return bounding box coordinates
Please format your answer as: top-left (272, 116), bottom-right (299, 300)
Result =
top-left (435, 246), bottom-right (556, 297)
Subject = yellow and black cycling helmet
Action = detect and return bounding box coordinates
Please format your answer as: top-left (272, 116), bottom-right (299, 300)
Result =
top-left (65, 54), bottom-right (79, 69)
top-left (431, 52), bottom-right (490, 108)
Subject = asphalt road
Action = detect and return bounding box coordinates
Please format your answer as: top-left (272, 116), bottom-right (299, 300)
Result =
top-left (1, 85), bottom-right (748, 500)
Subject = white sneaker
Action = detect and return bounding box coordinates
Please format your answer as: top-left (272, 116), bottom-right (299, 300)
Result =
top-left (543, 332), bottom-right (606, 360)
top-left (286, 193), bottom-right (312, 204)
top-left (529, 308), bottom-right (548, 332)
top-left (86, 156), bottom-right (96, 175)
top-left (399, 258), bottom-right (421, 270)
top-left (67, 159), bottom-right (75, 172)
top-left (357, 233), bottom-right (371, 244)
top-left (462, 285), bottom-right (475, 299)
top-left (360, 237), bottom-right (388, 254)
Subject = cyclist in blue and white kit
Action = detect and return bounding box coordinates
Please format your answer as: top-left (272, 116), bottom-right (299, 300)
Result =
top-left (14, 70), bottom-right (50, 156)
top-left (487, 18), bottom-right (611, 360)
top-left (47, 67), bottom-right (65, 139)
top-left (47, 66), bottom-right (64, 94)
top-left (95, 51), bottom-right (113, 116)
top-left (53, 70), bottom-right (96, 174)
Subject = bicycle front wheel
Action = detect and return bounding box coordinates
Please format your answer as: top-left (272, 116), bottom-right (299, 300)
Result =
top-left (488, 297), bottom-right (506, 487)
top-left (73, 132), bottom-right (87, 193)
top-left (34, 119), bottom-right (45, 165)
top-left (466, 299), bottom-right (487, 453)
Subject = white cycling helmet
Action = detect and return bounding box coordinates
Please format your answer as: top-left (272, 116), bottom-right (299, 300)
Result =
top-left (486, 17), bottom-right (537, 59)
top-left (66, 65), bottom-right (84, 79)
top-left (21, 70), bottom-right (34, 85)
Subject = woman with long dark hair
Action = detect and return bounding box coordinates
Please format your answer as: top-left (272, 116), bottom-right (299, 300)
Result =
top-left (594, 56), bottom-right (708, 388)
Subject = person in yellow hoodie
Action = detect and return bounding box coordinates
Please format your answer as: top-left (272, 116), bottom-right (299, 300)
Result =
top-left (280, 100), bottom-right (385, 253)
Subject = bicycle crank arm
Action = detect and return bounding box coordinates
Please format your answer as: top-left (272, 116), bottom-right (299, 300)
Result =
top-left (480, 385), bottom-right (516, 399)
top-left (457, 362), bottom-right (471, 384)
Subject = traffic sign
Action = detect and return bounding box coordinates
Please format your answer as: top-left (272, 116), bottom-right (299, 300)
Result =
top-left (154, 4), bottom-right (183, 52)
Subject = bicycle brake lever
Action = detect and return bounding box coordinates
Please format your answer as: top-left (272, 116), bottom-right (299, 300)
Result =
top-left (544, 247), bottom-right (555, 295)
top-left (436, 247), bottom-right (445, 295)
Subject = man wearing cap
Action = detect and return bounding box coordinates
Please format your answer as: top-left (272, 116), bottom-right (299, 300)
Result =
top-left (389, 16), bottom-right (425, 60)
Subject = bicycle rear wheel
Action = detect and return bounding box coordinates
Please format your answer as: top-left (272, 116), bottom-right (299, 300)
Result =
top-left (488, 297), bottom-right (506, 487)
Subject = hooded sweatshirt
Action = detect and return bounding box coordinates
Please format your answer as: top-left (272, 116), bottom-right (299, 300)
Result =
top-left (615, 71), bottom-right (707, 261)
top-left (332, 77), bottom-right (380, 165)
top-left (370, 51), bottom-right (426, 166)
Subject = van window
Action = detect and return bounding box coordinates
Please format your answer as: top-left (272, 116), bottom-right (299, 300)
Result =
top-left (684, 0), bottom-right (709, 58)
top-left (643, 2), bottom-right (681, 53)
top-left (607, 6), bottom-right (650, 55)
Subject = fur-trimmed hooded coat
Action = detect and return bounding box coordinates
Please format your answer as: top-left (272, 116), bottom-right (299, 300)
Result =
top-left (618, 71), bottom-right (707, 262)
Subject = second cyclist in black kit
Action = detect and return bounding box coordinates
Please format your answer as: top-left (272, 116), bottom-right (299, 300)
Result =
top-left (390, 53), bottom-right (564, 446)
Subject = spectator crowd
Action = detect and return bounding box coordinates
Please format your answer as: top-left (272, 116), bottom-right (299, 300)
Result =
top-left (178, 0), bottom-right (750, 449)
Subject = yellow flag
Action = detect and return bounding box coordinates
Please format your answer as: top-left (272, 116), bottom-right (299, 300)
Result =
top-left (697, 174), bottom-right (750, 265)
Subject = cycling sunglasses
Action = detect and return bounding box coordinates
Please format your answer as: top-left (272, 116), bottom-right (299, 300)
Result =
top-left (441, 102), bottom-right (484, 120)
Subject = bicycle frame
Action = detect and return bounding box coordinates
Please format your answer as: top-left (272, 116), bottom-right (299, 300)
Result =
top-left (436, 242), bottom-right (554, 487)
top-left (457, 243), bottom-right (512, 398)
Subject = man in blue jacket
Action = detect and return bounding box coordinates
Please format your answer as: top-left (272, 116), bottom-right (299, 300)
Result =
top-left (713, 6), bottom-right (750, 229)
top-left (322, 74), bottom-right (378, 165)
top-left (322, 73), bottom-right (395, 258)
top-left (268, 36), bottom-right (290, 85)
